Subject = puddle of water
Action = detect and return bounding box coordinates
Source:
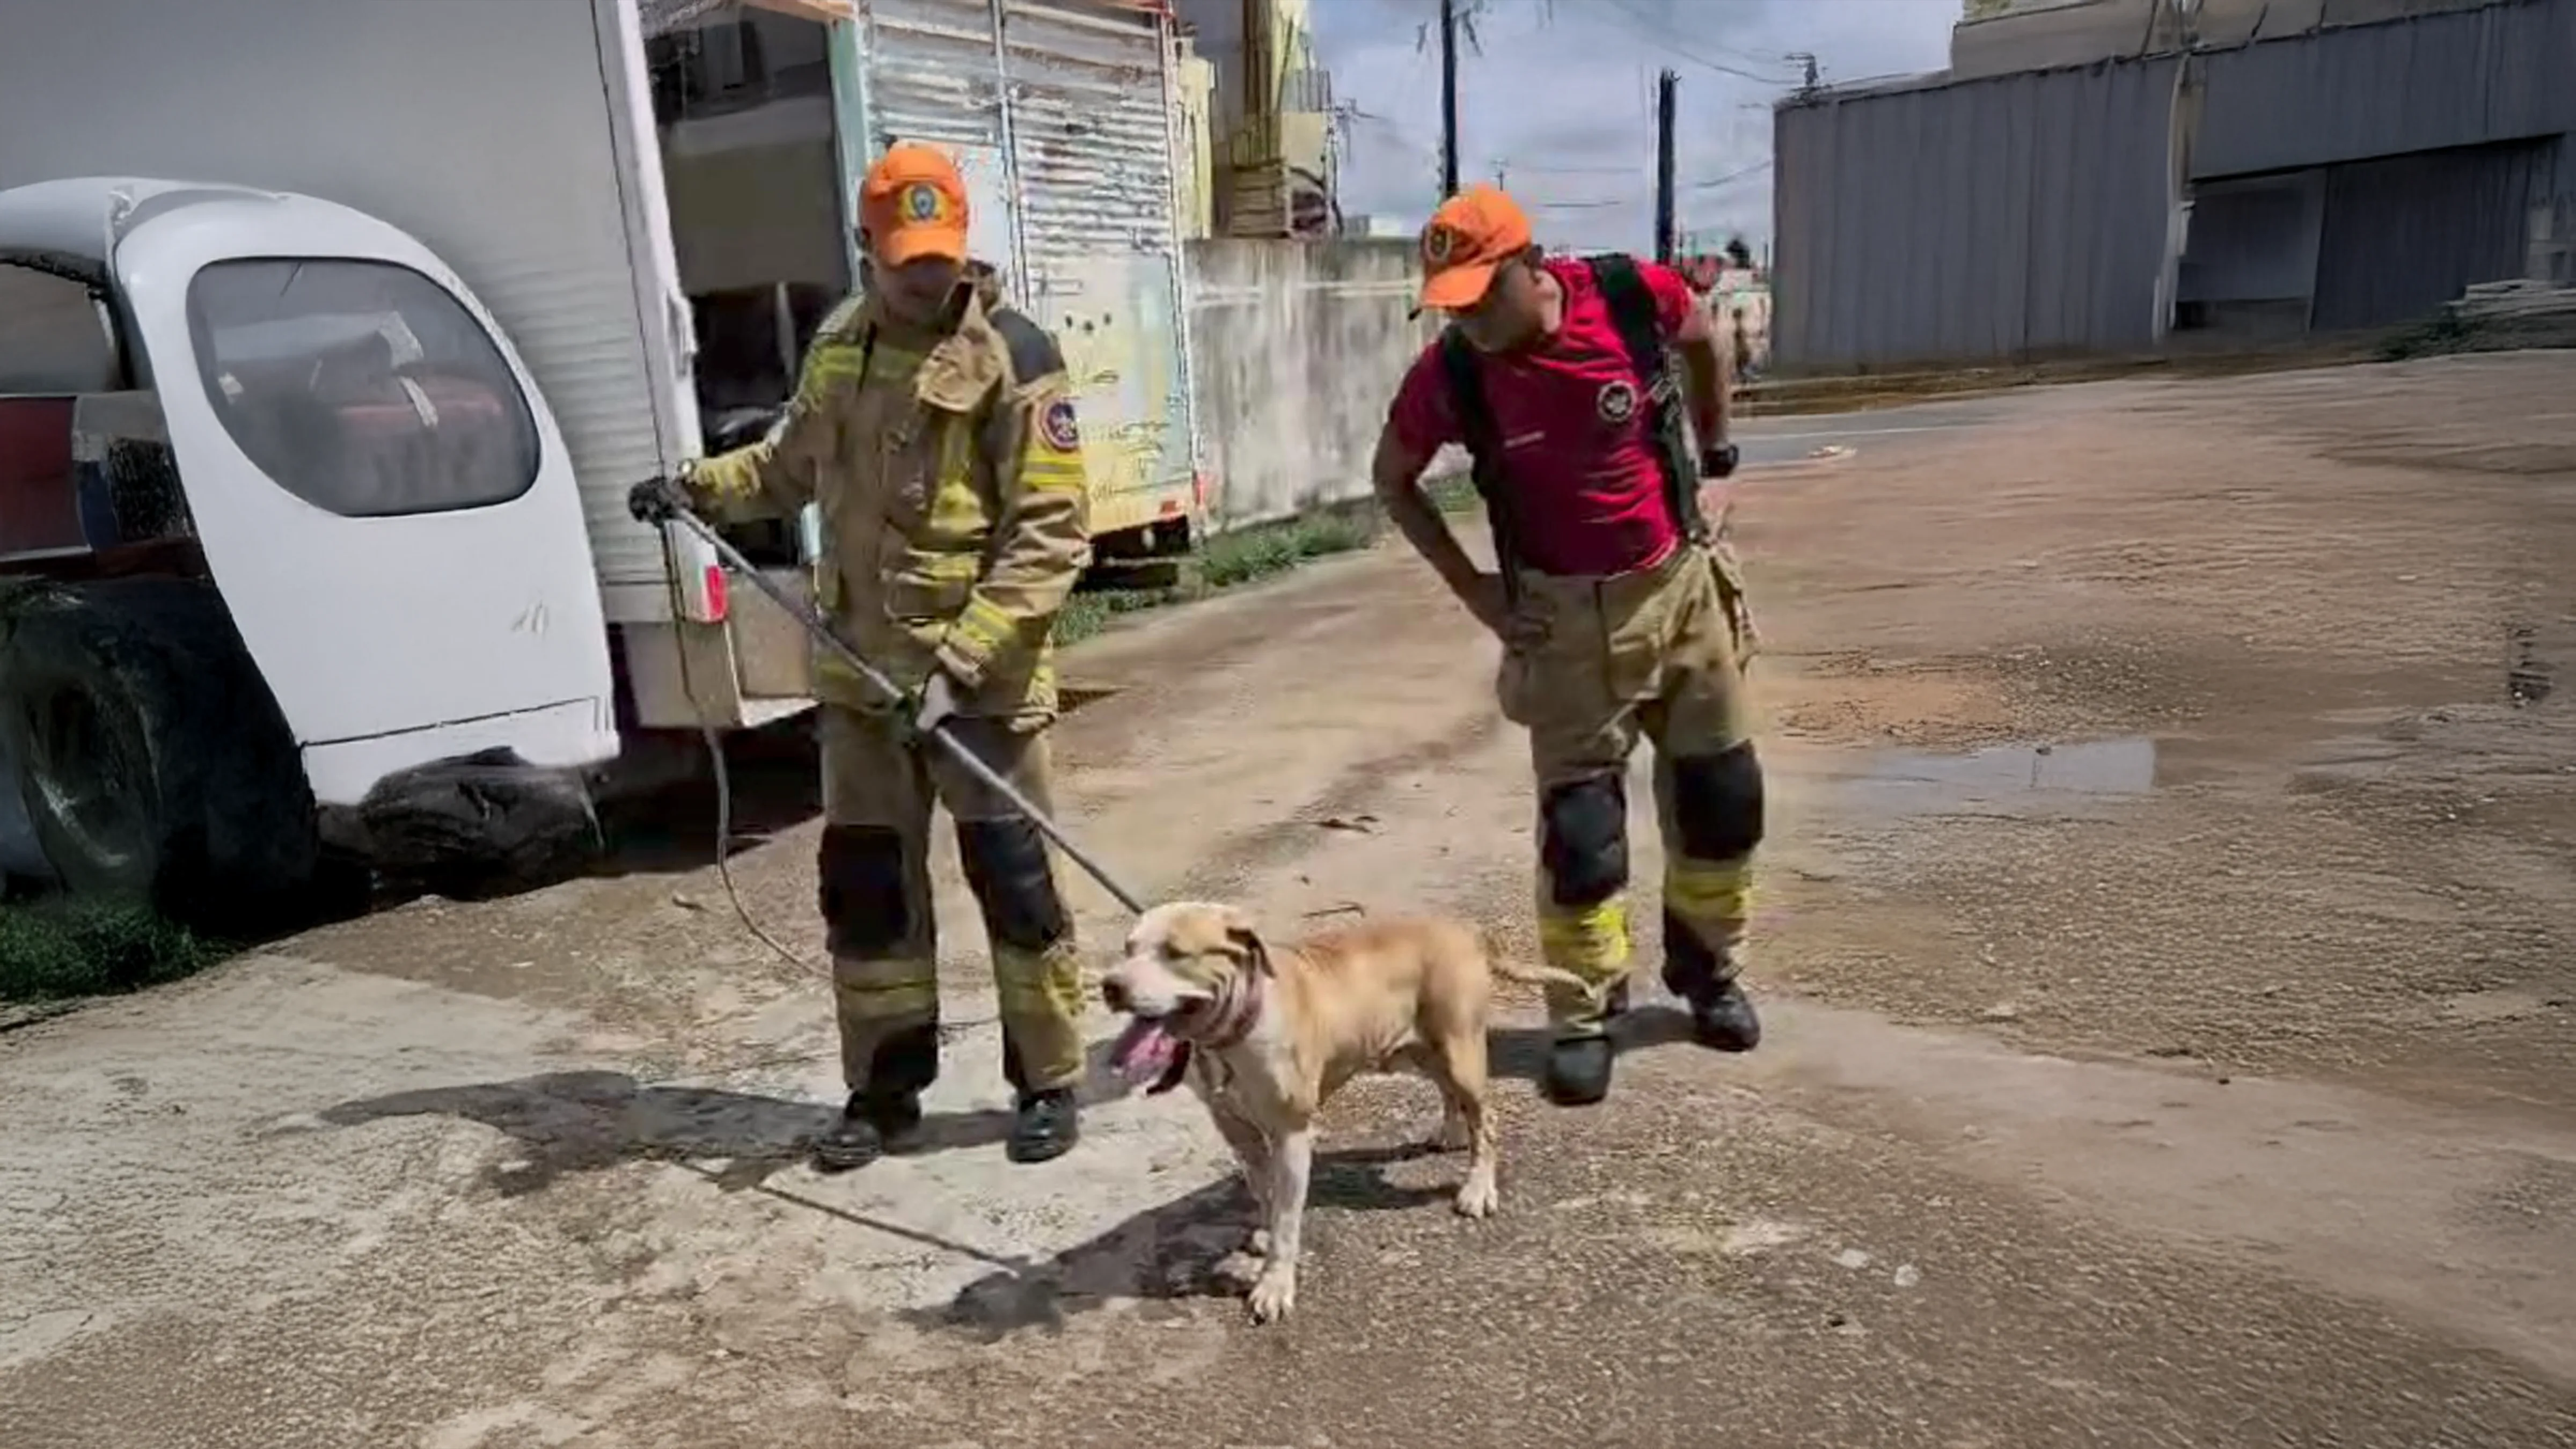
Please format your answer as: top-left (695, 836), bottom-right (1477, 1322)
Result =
top-left (1820, 736), bottom-right (2162, 818)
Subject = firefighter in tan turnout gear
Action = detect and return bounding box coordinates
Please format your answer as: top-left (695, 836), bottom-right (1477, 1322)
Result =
top-left (1370, 185), bottom-right (1765, 1108)
top-left (630, 143), bottom-right (1093, 1172)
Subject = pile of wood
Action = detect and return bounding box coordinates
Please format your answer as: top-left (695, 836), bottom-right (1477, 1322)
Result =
top-left (2444, 279), bottom-right (2576, 346)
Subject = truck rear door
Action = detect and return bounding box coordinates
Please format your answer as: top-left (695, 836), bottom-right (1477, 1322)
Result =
top-left (112, 188), bottom-right (619, 806)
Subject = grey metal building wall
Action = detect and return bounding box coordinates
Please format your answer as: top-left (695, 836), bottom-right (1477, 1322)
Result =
top-left (2186, 0), bottom-right (2576, 332)
top-left (2309, 138), bottom-right (2556, 329)
top-left (1772, 56), bottom-right (2183, 371)
top-left (2192, 0), bottom-right (2576, 184)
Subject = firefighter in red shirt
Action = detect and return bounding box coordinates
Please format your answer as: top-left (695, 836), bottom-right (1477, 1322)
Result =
top-left (1371, 185), bottom-right (1763, 1106)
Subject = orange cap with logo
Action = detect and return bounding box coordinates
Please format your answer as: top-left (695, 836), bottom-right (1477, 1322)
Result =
top-left (860, 142), bottom-right (970, 265)
top-left (1417, 184), bottom-right (1535, 311)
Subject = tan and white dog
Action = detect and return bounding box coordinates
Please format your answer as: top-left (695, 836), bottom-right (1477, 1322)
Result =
top-left (1100, 901), bottom-right (1593, 1324)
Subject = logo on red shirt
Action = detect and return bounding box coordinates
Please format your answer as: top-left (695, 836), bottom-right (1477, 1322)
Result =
top-left (1596, 379), bottom-right (1638, 425)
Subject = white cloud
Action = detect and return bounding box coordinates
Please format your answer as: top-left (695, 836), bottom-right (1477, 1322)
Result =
top-left (1312, 0), bottom-right (1957, 252)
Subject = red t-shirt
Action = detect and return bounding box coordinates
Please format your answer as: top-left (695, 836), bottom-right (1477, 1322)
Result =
top-left (1388, 255), bottom-right (1699, 577)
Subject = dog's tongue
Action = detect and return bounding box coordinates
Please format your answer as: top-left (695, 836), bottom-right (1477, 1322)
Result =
top-left (1111, 1017), bottom-right (1180, 1084)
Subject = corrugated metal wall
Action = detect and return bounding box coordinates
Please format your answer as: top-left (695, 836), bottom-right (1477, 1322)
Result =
top-left (2193, 0), bottom-right (2576, 181)
top-left (848, 0), bottom-right (1196, 521)
top-left (2310, 138), bottom-right (2553, 329)
top-left (1000, 0), bottom-right (1199, 517)
top-left (1772, 56), bottom-right (2183, 369)
top-left (860, 0), bottom-right (1024, 270)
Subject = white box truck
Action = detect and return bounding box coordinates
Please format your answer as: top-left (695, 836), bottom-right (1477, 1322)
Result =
top-left (0, 0), bottom-right (1201, 917)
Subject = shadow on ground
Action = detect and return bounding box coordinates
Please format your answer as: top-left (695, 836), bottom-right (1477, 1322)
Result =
top-left (910, 1139), bottom-right (1458, 1338)
top-left (319, 1029), bottom-right (1157, 1196)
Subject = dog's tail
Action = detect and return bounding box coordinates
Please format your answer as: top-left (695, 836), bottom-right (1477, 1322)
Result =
top-left (1485, 955), bottom-right (1599, 996)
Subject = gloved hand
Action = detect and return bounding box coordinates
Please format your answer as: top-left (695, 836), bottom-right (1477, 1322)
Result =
top-left (909, 670), bottom-right (962, 740)
top-left (628, 472), bottom-right (688, 525)
top-left (1699, 442), bottom-right (1740, 480)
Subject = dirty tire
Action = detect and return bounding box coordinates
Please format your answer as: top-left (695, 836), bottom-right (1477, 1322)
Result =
top-left (0, 577), bottom-right (317, 927)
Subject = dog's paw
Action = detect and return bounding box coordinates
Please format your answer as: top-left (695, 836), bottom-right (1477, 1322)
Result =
top-left (1246, 1267), bottom-right (1298, 1324)
top-left (1213, 1249), bottom-right (1266, 1286)
top-left (1247, 1227), bottom-right (1273, 1257)
top-left (1453, 1172), bottom-right (1499, 1220)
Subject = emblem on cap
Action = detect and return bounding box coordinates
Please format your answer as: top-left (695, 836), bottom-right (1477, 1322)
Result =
top-left (902, 181), bottom-right (942, 222)
top-left (1040, 397), bottom-right (1081, 453)
top-left (1422, 224), bottom-right (1457, 265)
top-left (1596, 379), bottom-right (1638, 425)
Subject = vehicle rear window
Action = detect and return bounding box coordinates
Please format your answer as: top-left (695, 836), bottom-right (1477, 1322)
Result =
top-left (185, 258), bottom-right (540, 517)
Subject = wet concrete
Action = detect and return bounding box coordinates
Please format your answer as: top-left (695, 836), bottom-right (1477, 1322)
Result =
top-left (8, 353), bottom-right (2576, 1446)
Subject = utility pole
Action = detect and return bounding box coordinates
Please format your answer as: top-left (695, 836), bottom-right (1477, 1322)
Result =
top-left (1439, 0), bottom-right (1461, 195)
top-left (1653, 68), bottom-right (1678, 264)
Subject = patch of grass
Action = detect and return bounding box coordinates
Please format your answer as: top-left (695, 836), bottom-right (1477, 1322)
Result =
top-left (1198, 502), bottom-right (1380, 589)
top-left (0, 895), bottom-right (230, 1004)
top-left (2376, 309), bottom-right (2480, 362)
top-left (1057, 489), bottom-right (1430, 646)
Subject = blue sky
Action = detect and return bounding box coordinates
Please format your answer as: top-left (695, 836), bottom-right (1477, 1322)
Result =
top-left (1309, 0), bottom-right (1958, 252)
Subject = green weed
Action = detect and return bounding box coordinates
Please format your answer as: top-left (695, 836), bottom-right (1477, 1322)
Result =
top-left (0, 894), bottom-right (230, 1003)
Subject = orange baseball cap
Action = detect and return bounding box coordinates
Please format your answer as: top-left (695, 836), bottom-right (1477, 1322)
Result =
top-left (1417, 185), bottom-right (1535, 311)
top-left (860, 143), bottom-right (970, 265)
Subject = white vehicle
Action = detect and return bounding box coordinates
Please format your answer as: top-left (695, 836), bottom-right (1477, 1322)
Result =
top-left (0, 0), bottom-right (1199, 918)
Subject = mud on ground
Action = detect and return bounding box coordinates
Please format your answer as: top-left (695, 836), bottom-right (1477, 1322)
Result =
top-left (4, 352), bottom-right (2575, 1447)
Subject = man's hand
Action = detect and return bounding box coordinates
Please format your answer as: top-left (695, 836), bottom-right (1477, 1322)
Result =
top-left (1460, 573), bottom-right (1547, 649)
top-left (909, 670), bottom-right (962, 740)
top-left (1699, 442), bottom-right (1740, 480)
top-left (628, 473), bottom-right (689, 525)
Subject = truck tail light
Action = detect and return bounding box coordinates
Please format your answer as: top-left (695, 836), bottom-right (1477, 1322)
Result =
top-left (700, 563), bottom-right (729, 624)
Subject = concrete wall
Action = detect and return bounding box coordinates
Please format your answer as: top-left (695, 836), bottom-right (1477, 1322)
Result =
top-left (1184, 238), bottom-right (1437, 531)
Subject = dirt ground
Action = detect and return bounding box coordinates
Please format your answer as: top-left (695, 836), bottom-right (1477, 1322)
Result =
top-left (7, 352), bottom-right (2576, 1448)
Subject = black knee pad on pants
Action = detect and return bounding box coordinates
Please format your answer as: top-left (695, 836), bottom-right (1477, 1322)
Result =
top-left (1670, 742), bottom-right (1765, 861)
top-left (1541, 771), bottom-right (1630, 906)
top-left (819, 824), bottom-right (910, 957)
top-left (956, 817), bottom-right (1070, 952)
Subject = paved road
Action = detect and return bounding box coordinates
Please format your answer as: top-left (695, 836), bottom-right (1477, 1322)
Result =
top-left (6, 354), bottom-right (2576, 1447)
top-left (1737, 395), bottom-right (2006, 467)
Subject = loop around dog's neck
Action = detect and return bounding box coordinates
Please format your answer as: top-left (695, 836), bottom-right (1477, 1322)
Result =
top-left (1185, 960), bottom-right (1266, 1054)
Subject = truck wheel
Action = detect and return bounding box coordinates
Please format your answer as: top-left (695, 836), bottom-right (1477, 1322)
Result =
top-left (0, 578), bottom-right (318, 928)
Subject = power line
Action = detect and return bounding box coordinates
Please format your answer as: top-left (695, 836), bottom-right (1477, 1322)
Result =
top-left (1686, 158), bottom-right (1773, 191)
top-left (1564, 0), bottom-right (1805, 86)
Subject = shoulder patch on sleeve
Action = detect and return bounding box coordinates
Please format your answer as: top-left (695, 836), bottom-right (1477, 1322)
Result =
top-left (1038, 396), bottom-right (1082, 454)
top-left (988, 306), bottom-right (1065, 383)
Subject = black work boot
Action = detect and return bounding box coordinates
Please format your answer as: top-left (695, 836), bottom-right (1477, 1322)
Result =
top-left (811, 1089), bottom-right (926, 1173)
top-left (1006, 1088), bottom-right (1080, 1163)
top-left (1664, 961), bottom-right (1762, 1052)
top-left (1542, 979), bottom-right (1629, 1108)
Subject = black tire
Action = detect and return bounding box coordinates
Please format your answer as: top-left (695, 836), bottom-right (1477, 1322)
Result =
top-left (0, 577), bottom-right (318, 928)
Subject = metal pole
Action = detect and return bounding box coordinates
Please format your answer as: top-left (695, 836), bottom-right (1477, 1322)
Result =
top-left (1439, 0), bottom-right (1460, 196)
top-left (661, 507), bottom-right (1148, 916)
top-left (1654, 68), bottom-right (1678, 265)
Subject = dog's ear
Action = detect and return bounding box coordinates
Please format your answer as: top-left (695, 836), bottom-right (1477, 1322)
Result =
top-left (1225, 926), bottom-right (1274, 977)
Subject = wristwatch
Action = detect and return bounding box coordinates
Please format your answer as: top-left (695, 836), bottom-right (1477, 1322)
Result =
top-left (1700, 442), bottom-right (1740, 479)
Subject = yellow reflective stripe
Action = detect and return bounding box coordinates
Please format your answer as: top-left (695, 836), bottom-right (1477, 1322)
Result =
top-left (1665, 859), bottom-right (1752, 930)
top-left (927, 471), bottom-right (989, 539)
top-left (954, 595), bottom-right (1016, 654)
top-left (1020, 457), bottom-right (1086, 493)
top-left (831, 956), bottom-right (938, 1022)
top-left (903, 550), bottom-right (981, 583)
top-left (994, 943), bottom-right (1086, 1021)
top-left (1536, 896), bottom-right (1631, 979)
